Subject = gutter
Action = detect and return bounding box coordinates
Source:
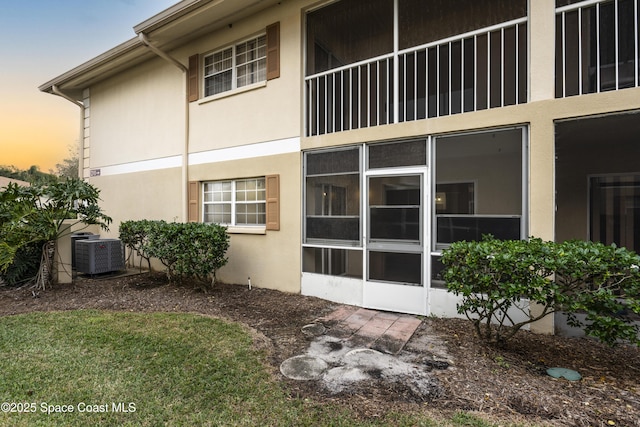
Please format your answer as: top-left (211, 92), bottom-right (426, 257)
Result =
top-left (138, 32), bottom-right (190, 223)
top-left (52, 85), bottom-right (84, 178)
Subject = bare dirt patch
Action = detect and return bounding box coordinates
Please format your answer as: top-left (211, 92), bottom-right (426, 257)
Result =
top-left (1, 272), bottom-right (639, 426)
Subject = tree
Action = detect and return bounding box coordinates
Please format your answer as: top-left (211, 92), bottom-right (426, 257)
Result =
top-left (0, 178), bottom-right (112, 289)
top-left (0, 165), bottom-right (57, 185)
top-left (53, 143), bottom-right (80, 179)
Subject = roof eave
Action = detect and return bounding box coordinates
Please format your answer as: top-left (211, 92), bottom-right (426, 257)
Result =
top-left (39, 0), bottom-right (282, 99)
top-left (38, 37), bottom-right (151, 100)
top-left (133, 0), bottom-right (216, 34)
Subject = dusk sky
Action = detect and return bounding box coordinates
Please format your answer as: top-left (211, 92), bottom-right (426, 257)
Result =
top-left (0, 0), bottom-right (176, 173)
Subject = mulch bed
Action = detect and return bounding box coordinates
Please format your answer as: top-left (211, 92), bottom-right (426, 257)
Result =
top-left (1, 272), bottom-right (638, 426)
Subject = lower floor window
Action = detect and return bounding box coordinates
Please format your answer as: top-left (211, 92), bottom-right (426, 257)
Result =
top-left (203, 178), bottom-right (266, 226)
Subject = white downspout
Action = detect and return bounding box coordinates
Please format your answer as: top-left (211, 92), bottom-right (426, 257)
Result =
top-left (138, 32), bottom-right (190, 222)
top-left (52, 85), bottom-right (84, 178)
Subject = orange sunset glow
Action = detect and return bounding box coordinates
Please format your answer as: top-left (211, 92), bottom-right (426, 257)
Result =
top-left (0, 91), bottom-right (79, 173)
top-left (0, 0), bottom-right (176, 175)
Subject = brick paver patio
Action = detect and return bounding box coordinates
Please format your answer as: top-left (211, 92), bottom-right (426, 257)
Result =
top-left (316, 307), bottom-right (422, 354)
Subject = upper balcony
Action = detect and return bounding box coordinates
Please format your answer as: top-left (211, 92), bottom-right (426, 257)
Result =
top-left (304, 0), bottom-right (640, 137)
top-left (555, 0), bottom-right (640, 97)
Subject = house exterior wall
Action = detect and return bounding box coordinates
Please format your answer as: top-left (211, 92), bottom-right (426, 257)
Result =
top-left (187, 4), bottom-right (303, 151)
top-left (90, 168), bottom-right (184, 224)
top-left (80, 0), bottom-right (306, 292)
top-left (46, 0), bottom-right (640, 334)
top-left (87, 59), bottom-right (185, 169)
top-left (189, 151), bottom-right (301, 293)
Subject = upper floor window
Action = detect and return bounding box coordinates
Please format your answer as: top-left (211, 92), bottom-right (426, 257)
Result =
top-left (188, 23), bottom-right (279, 102)
top-left (203, 35), bottom-right (267, 97)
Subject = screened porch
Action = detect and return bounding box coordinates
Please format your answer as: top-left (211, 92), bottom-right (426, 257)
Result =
top-left (305, 0), bottom-right (527, 136)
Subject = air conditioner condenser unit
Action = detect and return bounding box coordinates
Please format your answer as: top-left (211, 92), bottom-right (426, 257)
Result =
top-left (75, 239), bottom-right (125, 275)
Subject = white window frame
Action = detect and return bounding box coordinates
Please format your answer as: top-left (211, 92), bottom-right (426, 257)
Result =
top-left (203, 177), bottom-right (266, 227)
top-left (203, 34), bottom-right (267, 97)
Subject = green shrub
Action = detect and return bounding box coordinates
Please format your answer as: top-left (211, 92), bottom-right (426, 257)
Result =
top-left (441, 236), bottom-right (640, 346)
top-left (119, 219), bottom-right (156, 271)
top-left (1, 242), bottom-right (43, 286)
top-left (119, 220), bottom-right (229, 287)
top-left (553, 240), bottom-right (640, 346)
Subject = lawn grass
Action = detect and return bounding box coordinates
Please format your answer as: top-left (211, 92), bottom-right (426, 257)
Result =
top-left (0, 310), bottom-right (515, 426)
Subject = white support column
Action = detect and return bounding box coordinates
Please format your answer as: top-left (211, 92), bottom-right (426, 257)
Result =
top-left (528, 0), bottom-right (557, 101)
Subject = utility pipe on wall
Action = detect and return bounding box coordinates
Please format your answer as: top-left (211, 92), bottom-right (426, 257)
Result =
top-left (138, 32), bottom-right (191, 223)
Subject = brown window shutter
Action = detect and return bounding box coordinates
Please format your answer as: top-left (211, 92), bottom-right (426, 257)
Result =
top-left (265, 174), bottom-right (280, 230)
top-left (188, 181), bottom-right (200, 222)
top-left (188, 54), bottom-right (199, 102)
top-left (266, 22), bottom-right (280, 80)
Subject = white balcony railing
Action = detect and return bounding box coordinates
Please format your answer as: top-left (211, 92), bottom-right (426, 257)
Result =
top-left (305, 18), bottom-right (528, 137)
top-left (556, 0), bottom-right (640, 97)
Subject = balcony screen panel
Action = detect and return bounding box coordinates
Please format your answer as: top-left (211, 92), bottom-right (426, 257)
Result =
top-left (370, 207), bottom-right (420, 241)
top-left (399, 0), bottom-right (527, 49)
top-left (430, 255), bottom-right (447, 288)
top-left (303, 247), bottom-right (363, 278)
top-left (435, 128), bottom-right (523, 245)
top-left (305, 171), bottom-right (360, 243)
top-left (617, 0), bottom-right (637, 89)
top-left (368, 140), bottom-right (427, 169)
top-left (437, 215), bottom-right (521, 243)
top-left (306, 217), bottom-right (360, 241)
top-left (557, 0), bottom-right (639, 97)
top-left (369, 251), bottom-right (422, 285)
top-left (306, 148), bottom-right (360, 175)
top-left (589, 175), bottom-right (640, 254)
top-left (306, 0), bottom-right (393, 75)
top-left (306, 175), bottom-right (360, 216)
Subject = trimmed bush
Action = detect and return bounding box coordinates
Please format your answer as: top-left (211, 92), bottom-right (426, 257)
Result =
top-left (441, 236), bottom-right (640, 346)
top-left (119, 219), bottom-right (156, 271)
top-left (119, 220), bottom-right (229, 287)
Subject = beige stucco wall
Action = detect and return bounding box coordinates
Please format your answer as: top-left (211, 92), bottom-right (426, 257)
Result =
top-left (187, 3), bottom-right (303, 151)
top-left (68, 0), bottom-right (640, 330)
top-left (189, 151), bottom-right (301, 293)
top-left (77, 1), bottom-right (307, 292)
top-left (88, 59), bottom-right (185, 168)
top-left (89, 167), bottom-right (184, 229)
